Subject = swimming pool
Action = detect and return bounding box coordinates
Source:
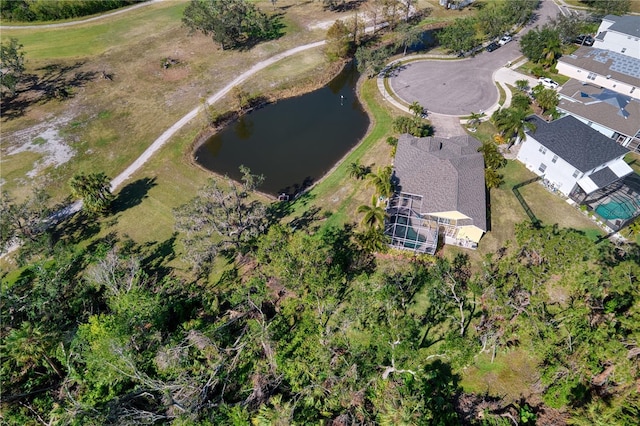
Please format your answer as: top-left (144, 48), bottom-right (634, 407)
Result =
top-left (595, 200), bottom-right (636, 220)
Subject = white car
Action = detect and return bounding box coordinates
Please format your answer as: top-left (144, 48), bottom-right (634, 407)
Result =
top-left (537, 77), bottom-right (559, 90)
top-left (498, 35), bottom-right (512, 46)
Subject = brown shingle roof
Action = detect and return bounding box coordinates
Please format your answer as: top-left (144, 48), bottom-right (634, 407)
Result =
top-left (394, 134), bottom-right (486, 231)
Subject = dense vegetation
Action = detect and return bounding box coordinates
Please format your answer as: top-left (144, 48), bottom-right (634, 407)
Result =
top-left (436, 0), bottom-right (538, 55)
top-left (0, 0), bottom-right (147, 22)
top-left (2, 180), bottom-right (640, 424)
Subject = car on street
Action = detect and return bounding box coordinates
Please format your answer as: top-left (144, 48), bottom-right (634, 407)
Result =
top-left (498, 35), bottom-right (512, 46)
top-left (574, 34), bottom-right (594, 46)
top-left (537, 77), bottom-right (559, 89)
top-left (486, 42), bottom-right (500, 52)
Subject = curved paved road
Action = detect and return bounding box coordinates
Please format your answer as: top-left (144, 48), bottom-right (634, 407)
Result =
top-left (387, 0), bottom-right (563, 118)
top-left (0, 0), bottom-right (164, 30)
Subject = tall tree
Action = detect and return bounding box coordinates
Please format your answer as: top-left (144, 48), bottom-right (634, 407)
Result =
top-left (0, 188), bottom-right (51, 249)
top-left (325, 20), bottom-right (352, 61)
top-left (182, 0), bottom-right (277, 50)
top-left (357, 195), bottom-right (387, 229)
top-left (367, 166), bottom-right (394, 198)
top-left (174, 166), bottom-right (267, 273)
top-left (491, 107), bottom-right (536, 145)
top-left (69, 171), bottom-right (114, 214)
top-left (436, 17), bottom-right (478, 56)
top-left (0, 38), bottom-right (25, 97)
top-left (579, 0), bottom-right (630, 16)
top-left (395, 23), bottom-right (423, 56)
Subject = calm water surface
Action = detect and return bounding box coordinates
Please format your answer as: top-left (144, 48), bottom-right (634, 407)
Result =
top-left (194, 63), bottom-right (369, 196)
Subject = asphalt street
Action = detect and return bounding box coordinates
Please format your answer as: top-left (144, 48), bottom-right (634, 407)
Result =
top-left (387, 0), bottom-right (565, 117)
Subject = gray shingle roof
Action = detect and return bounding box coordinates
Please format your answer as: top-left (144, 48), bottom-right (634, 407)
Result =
top-left (589, 166), bottom-right (619, 188)
top-left (558, 47), bottom-right (640, 85)
top-left (393, 134), bottom-right (486, 231)
top-left (558, 79), bottom-right (640, 139)
top-left (525, 115), bottom-right (629, 172)
top-left (603, 15), bottom-right (640, 38)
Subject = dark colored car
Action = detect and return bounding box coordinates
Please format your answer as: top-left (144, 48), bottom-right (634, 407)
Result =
top-left (575, 35), bottom-right (594, 46)
top-left (486, 42), bottom-right (500, 52)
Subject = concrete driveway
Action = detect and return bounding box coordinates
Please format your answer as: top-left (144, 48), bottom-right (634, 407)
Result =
top-left (387, 0), bottom-right (564, 118)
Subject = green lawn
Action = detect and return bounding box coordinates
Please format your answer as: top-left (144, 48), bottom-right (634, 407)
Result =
top-left (0, 2), bottom-right (187, 60)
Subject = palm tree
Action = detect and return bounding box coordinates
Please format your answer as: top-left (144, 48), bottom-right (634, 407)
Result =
top-left (491, 107), bottom-right (536, 146)
top-left (3, 322), bottom-right (63, 378)
top-left (347, 160), bottom-right (369, 180)
top-left (355, 226), bottom-right (389, 253)
top-left (357, 195), bottom-right (387, 229)
top-left (467, 111), bottom-right (484, 130)
top-left (409, 101), bottom-right (424, 119)
top-left (484, 168), bottom-right (504, 189)
top-left (69, 171), bottom-right (114, 214)
top-left (541, 37), bottom-right (562, 69)
top-left (367, 166), bottom-right (393, 198)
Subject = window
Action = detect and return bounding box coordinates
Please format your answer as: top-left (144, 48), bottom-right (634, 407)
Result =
top-left (552, 155), bottom-right (558, 163)
top-left (587, 72), bottom-right (597, 80)
top-left (539, 146), bottom-right (547, 154)
top-left (539, 163), bottom-right (547, 173)
top-left (573, 169), bottom-right (580, 178)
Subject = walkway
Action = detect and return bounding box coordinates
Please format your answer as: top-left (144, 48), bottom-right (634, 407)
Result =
top-left (0, 0), bottom-right (165, 30)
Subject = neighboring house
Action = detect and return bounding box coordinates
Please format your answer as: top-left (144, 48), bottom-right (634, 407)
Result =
top-left (557, 79), bottom-right (640, 153)
top-left (556, 47), bottom-right (640, 101)
top-left (517, 115), bottom-right (633, 199)
top-left (593, 15), bottom-right (640, 59)
top-left (386, 134), bottom-right (486, 254)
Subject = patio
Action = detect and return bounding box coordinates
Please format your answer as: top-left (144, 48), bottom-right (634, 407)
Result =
top-left (385, 193), bottom-right (439, 255)
top-left (570, 173), bottom-right (640, 231)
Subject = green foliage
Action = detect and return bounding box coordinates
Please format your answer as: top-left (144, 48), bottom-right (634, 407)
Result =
top-left (0, 37), bottom-right (25, 97)
top-left (182, 0), bottom-right (280, 50)
top-left (491, 107), bottom-right (536, 144)
top-left (355, 45), bottom-right (391, 78)
top-left (325, 19), bottom-right (352, 61)
top-left (69, 171), bottom-right (114, 214)
top-left (520, 25), bottom-right (562, 67)
top-left (173, 166), bottom-right (267, 274)
top-left (393, 115), bottom-right (432, 137)
top-left (578, 0), bottom-right (630, 16)
top-left (532, 86), bottom-right (559, 114)
top-left (0, 0), bottom-right (144, 22)
top-left (436, 17), bottom-right (478, 55)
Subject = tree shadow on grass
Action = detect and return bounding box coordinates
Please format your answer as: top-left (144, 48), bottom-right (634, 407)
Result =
top-left (140, 234), bottom-right (177, 278)
top-left (51, 210), bottom-right (102, 247)
top-left (111, 177), bottom-right (157, 214)
top-left (2, 62), bottom-right (98, 121)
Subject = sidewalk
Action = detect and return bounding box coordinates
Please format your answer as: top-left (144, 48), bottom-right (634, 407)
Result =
top-left (377, 56), bottom-right (538, 136)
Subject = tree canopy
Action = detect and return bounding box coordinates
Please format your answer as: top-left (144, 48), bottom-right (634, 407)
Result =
top-left (182, 0), bottom-right (281, 50)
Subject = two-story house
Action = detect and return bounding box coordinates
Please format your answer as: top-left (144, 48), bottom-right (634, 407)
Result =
top-left (516, 115), bottom-right (633, 198)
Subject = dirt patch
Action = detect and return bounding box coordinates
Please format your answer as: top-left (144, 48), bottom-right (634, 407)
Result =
top-left (2, 112), bottom-right (76, 180)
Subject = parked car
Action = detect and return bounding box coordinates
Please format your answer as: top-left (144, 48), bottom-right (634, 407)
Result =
top-left (486, 42), bottom-right (500, 52)
top-left (574, 34), bottom-right (594, 46)
top-left (498, 35), bottom-right (512, 46)
top-left (537, 77), bottom-right (559, 89)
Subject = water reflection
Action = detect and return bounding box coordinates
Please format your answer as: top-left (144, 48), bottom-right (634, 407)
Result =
top-left (194, 62), bottom-right (369, 196)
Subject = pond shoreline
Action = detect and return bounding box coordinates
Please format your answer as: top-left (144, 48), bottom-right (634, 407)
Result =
top-left (187, 58), bottom-right (365, 200)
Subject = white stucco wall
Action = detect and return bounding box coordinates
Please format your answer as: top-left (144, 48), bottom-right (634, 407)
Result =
top-left (517, 135), bottom-right (629, 196)
top-left (593, 31), bottom-right (640, 59)
top-left (516, 137), bottom-right (583, 195)
top-left (556, 61), bottom-right (638, 99)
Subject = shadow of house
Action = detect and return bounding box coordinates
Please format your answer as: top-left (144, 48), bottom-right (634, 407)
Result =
top-left (387, 134), bottom-right (487, 254)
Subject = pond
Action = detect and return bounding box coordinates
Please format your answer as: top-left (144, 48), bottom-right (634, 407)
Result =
top-left (194, 62), bottom-right (370, 197)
